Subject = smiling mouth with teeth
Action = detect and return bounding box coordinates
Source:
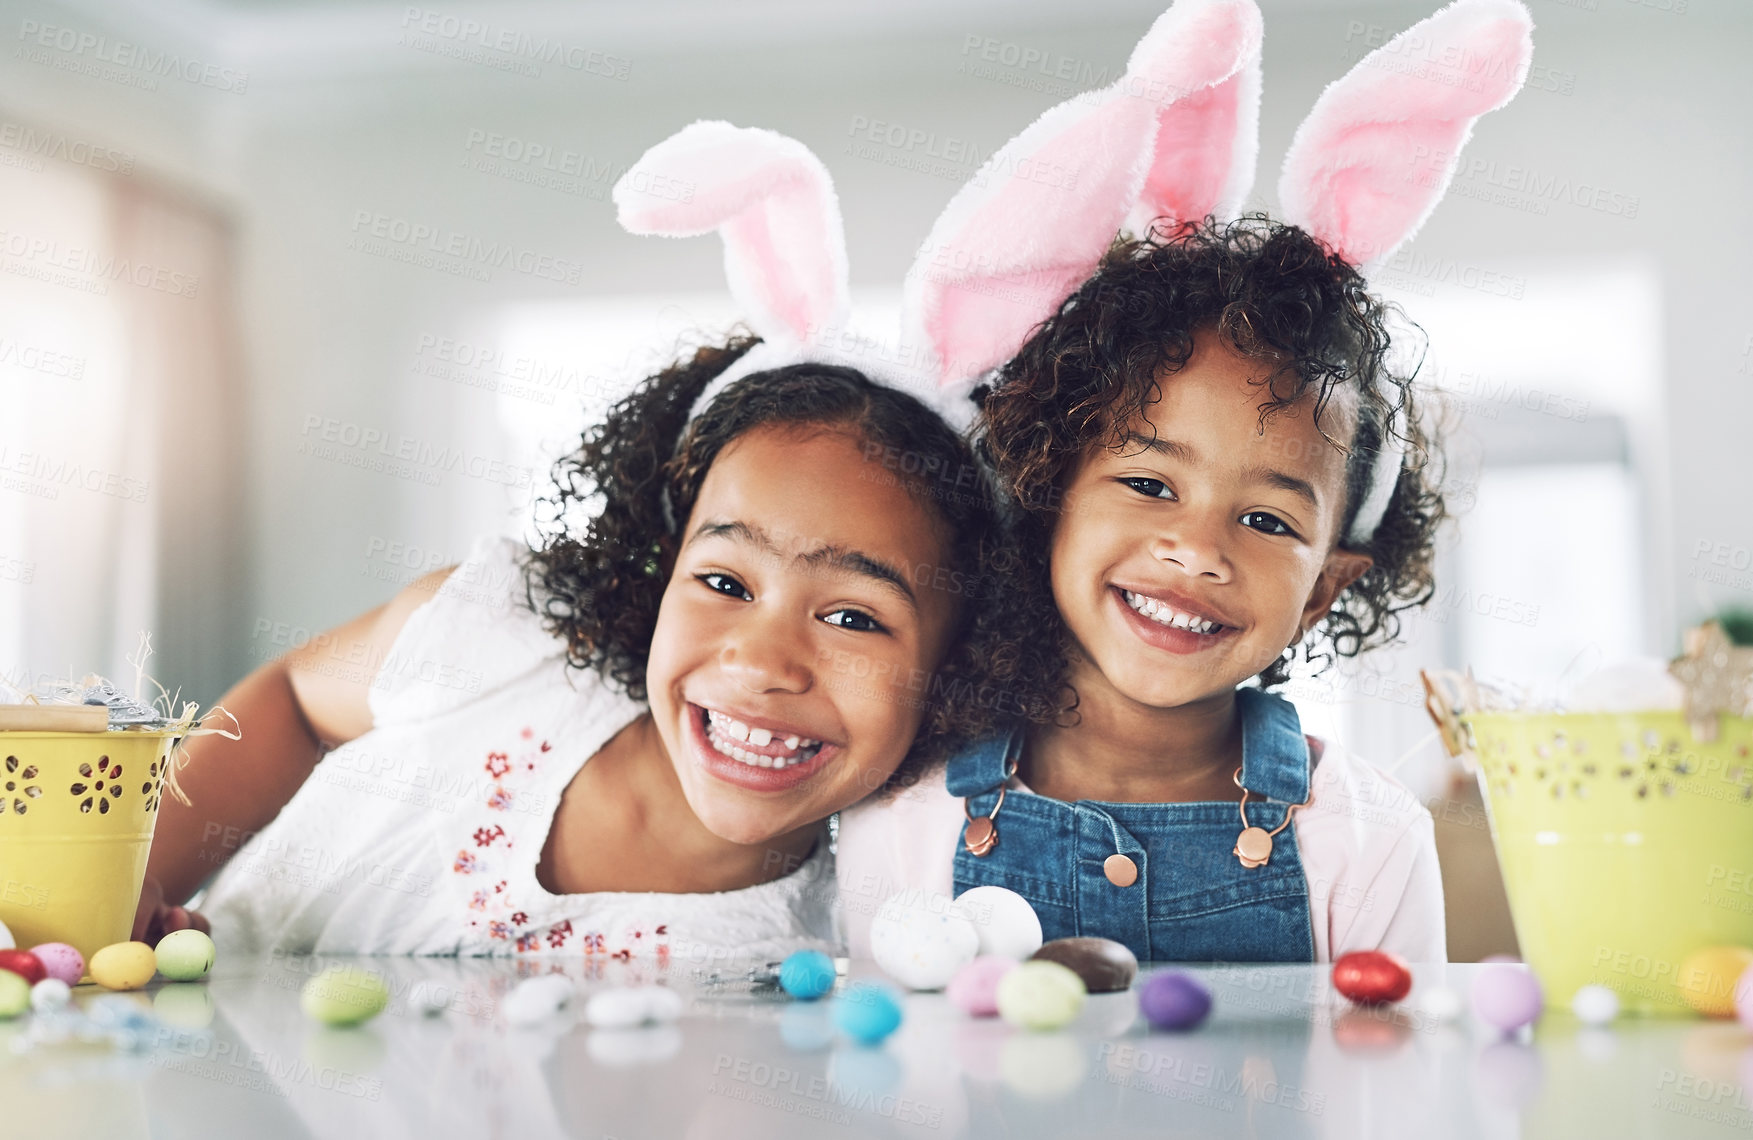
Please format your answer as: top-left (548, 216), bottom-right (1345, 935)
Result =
top-left (1121, 589), bottom-right (1227, 635)
top-left (702, 707), bottom-right (825, 769)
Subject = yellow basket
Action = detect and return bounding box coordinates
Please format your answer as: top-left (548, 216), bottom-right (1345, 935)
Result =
top-left (0, 730), bottom-right (179, 961)
top-left (1462, 710), bottom-right (1753, 1014)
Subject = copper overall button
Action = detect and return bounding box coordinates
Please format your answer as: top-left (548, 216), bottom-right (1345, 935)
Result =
top-left (1103, 853), bottom-right (1138, 887)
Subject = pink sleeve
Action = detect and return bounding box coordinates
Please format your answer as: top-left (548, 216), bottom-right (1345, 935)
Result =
top-left (834, 768), bottom-right (963, 958)
top-left (1298, 739), bottom-right (1449, 963)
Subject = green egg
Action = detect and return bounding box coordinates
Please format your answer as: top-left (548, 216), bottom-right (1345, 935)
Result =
top-left (301, 966), bottom-right (389, 1027)
top-left (155, 929), bottom-right (216, 982)
top-left (0, 970), bottom-right (27, 1019)
top-left (996, 960), bottom-right (1087, 1030)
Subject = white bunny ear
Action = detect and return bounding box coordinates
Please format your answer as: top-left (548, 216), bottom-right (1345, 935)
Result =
top-left (614, 120), bottom-right (849, 349)
top-left (902, 0), bottom-right (1263, 390)
top-left (1279, 0), bottom-right (1534, 270)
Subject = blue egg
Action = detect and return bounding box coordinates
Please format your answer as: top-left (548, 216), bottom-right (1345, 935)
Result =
top-left (831, 981), bottom-right (903, 1045)
top-left (779, 950), bottom-right (838, 1001)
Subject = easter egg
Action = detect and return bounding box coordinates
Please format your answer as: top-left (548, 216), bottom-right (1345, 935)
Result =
top-left (0, 918), bottom-right (12, 950)
top-left (996, 960), bottom-right (1086, 1030)
top-left (1332, 950), bottom-right (1412, 1005)
top-left (0, 970), bottom-right (27, 1019)
top-left (1031, 937), bottom-right (1137, 994)
top-left (89, 942), bottom-right (157, 991)
top-left (155, 929), bottom-right (215, 982)
top-left (1677, 946), bottom-right (1753, 1018)
top-left (30, 943), bottom-right (84, 987)
top-left (1471, 962), bottom-right (1543, 1032)
top-left (0, 949), bottom-right (46, 986)
top-left (947, 955), bottom-right (1018, 1017)
top-left (30, 977), bottom-right (71, 1013)
top-left (1138, 971), bottom-right (1212, 1031)
top-left (582, 983), bottom-right (682, 1029)
top-left (407, 980), bottom-right (453, 1017)
top-left (1737, 966), bottom-right (1753, 1030)
top-left (505, 974), bottom-right (576, 1026)
top-left (831, 981), bottom-right (904, 1045)
top-left (869, 891), bottom-right (979, 991)
top-left (1420, 986), bottom-right (1464, 1024)
top-left (1570, 984), bottom-right (1619, 1026)
top-left (954, 886), bottom-right (1043, 960)
top-left (779, 950), bottom-right (837, 1001)
top-left (300, 966), bottom-right (389, 1026)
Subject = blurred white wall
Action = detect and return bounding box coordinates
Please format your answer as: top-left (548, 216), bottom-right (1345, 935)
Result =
top-left (1, 0), bottom-right (1749, 710)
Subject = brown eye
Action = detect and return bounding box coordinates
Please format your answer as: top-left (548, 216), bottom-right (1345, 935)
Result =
top-left (1240, 511), bottom-right (1295, 537)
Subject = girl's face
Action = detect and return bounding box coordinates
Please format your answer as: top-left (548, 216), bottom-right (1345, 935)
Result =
top-left (1050, 331), bottom-right (1374, 710)
top-left (645, 423), bottom-right (961, 847)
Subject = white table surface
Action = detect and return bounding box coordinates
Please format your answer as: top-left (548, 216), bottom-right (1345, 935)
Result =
top-left (2, 957), bottom-right (1748, 1139)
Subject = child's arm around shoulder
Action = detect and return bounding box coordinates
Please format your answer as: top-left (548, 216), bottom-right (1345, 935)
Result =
top-left (1300, 738), bottom-right (1448, 963)
top-left (134, 567), bottom-right (456, 942)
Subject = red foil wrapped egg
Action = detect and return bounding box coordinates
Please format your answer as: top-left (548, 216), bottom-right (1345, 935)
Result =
top-left (1332, 950), bottom-right (1412, 1005)
top-left (0, 949), bottom-right (47, 986)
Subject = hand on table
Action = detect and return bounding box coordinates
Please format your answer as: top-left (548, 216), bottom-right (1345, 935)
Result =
top-left (132, 874), bottom-right (211, 946)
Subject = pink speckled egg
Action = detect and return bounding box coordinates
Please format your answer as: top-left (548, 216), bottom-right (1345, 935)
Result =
top-left (949, 956), bottom-right (1019, 1017)
top-left (30, 943), bottom-right (85, 987)
top-left (1471, 962), bottom-right (1543, 1033)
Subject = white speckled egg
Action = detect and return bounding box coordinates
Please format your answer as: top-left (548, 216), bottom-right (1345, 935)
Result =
top-left (870, 891), bottom-right (980, 991)
top-left (584, 984), bottom-right (683, 1029)
top-left (1571, 984), bottom-right (1619, 1026)
top-left (503, 974), bottom-right (575, 1026)
top-left (954, 886), bottom-right (1043, 960)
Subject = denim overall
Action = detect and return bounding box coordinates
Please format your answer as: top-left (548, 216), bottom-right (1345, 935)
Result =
top-left (949, 687), bottom-right (1315, 963)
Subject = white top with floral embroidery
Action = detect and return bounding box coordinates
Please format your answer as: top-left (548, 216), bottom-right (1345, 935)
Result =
top-left (201, 535), bottom-right (838, 962)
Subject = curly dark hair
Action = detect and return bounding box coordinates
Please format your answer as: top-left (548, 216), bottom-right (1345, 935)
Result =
top-left (523, 336), bottom-right (1032, 790)
top-left (977, 215), bottom-right (1447, 716)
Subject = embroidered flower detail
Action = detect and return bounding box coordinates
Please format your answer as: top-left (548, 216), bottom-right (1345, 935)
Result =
top-left (486, 785), bottom-right (513, 811)
top-left (488, 921), bottom-right (511, 941)
top-left (632, 929), bottom-right (643, 939)
top-left (655, 924), bottom-right (667, 935)
top-left (546, 921), bottom-right (571, 949)
top-left (493, 880), bottom-right (507, 894)
top-left (539, 740), bottom-right (551, 752)
top-left (453, 851), bottom-right (479, 874)
top-left (583, 933), bottom-right (605, 955)
top-left (484, 752), bottom-right (510, 778)
top-left (469, 890), bottom-right (489, 911)
top-left (510, 911), bottom-right (529, 926)
top-left (515, 932), bottom-right (540, 953)
top-left (521, 726), bottom-right (533, 739)
top-left (611, 949), bottom-right (631, 962)
top-left (473, 824), bottom-right (506, 848)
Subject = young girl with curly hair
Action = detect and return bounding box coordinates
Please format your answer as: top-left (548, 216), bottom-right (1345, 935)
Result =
top-left (132, 122), bottom-right (1030, 962)
top-left (838, 0), bottom-right (1534, 963)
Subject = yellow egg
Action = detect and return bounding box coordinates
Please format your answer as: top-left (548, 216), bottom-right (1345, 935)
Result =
top-left (89, 941), bottom-right (159, 991)
top-left (1676, 946), bottom-right (1753, 1018)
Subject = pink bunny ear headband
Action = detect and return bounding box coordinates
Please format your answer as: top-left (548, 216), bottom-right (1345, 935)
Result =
top-left (612, 0), bottom-right (1533, 548)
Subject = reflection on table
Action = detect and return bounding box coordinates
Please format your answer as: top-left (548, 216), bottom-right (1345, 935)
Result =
top-left (1, 958), bottom-right (1747, 1139)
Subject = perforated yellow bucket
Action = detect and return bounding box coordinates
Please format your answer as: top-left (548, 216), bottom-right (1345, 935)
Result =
top-left (1463, 710), bottom-right (1753, 1014)
top-left (0, 730), bottom-right (178, 960)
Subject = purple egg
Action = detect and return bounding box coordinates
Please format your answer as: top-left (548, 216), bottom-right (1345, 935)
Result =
top-left (29, 943), bottom-right (85, 987)
top-left (1139, 972), bottom-right (1211, 1032)
top-left (1471, 963), bottom-right (1543, 1032)
top-left (948, 956), bottom-right (1017, 1018)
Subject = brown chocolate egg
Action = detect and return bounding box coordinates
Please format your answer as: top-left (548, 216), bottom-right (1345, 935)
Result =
top-left (1332, 950), bottom-right (1412, 1005)
top-left (1030, 938), bottom-right (1138, 994)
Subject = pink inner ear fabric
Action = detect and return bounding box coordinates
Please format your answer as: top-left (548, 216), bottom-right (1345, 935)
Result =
top-left (1313, 118), bottom-right (1465, 266)
top-left (921, 103), bottom-right (1150, 380)
top-left (1138, 81), bottom-right (1241, 230)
